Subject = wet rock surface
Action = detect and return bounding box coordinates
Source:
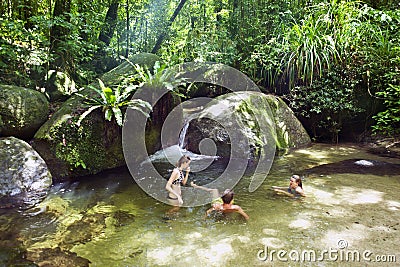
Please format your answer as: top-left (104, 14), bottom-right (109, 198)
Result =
top-left (366, 139), bottom-right (400, 159)
top-left (0, 137), bottom-right (52, 209)
top-left (184, 91), bottom-right (311, 158)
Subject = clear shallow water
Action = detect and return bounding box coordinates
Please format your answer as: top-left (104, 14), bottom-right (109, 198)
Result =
top-left (1, 143), bottom-right (400, 266)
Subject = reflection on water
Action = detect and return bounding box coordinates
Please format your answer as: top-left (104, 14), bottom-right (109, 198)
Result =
top-left (1, 144), bottom-right (400, 266)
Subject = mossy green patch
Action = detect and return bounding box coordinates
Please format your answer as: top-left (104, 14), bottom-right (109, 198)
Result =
top-left (33, 53), bottom-right (161, 180)
top-left (0, 84), bottom-right (49, 139)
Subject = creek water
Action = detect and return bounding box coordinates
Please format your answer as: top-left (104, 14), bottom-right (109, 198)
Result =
top-left (1, 143), bottom-right (400, 266)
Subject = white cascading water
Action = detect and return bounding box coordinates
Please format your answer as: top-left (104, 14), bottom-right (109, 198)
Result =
top-left (146, 120), bottom-right (218, 170)
top-left (178, 121), bottom-right (190, 149)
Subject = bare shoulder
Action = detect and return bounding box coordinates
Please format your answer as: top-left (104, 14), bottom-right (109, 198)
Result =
top-left (221, 204), bottom-right (242, 213)
top-left (170, 168), bottom-right (180, 177)
top-left (231, 204), bottom-right (243, 211)
top-left (167, 168), bottom-right (179, 182)
top-left (295, 186), bottom-right (306, 196)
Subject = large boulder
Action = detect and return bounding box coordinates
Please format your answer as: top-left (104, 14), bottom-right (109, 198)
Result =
top-left (0, 137), bottom-right (52, 209)
top-left (184, 92), bottom-right (311, 158)
top-left (32, 53), bottom-right (168, 181)
top-left (0, 85), bottom-right (49, 139)
top-left (269, 95), bottom-right (312, 149)
top-left (45, 70), bottom-right (77, 101)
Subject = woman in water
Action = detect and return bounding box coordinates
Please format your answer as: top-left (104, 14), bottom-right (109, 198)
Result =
top-left (165, 155), bottom-right (191, 206)
top-left (272, 175), bottom-right (305, 197)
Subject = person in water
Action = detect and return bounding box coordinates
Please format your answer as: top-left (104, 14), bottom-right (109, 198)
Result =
top-left (272, 175), bottom-right (305, 197)
top-left (165, 155), bottom-right (191, 206)
top-left (191, 182), bottom-right (249, 220)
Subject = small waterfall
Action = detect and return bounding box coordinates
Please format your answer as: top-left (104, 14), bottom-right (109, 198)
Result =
top-left (178, 121), bottom-right (190, 148)
top-left (146, 119), bottom-right (218, 168)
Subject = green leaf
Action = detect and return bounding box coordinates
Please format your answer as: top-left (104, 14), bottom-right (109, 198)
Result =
top-left (76, 105), bottom-right (102, 127)
top-left (87, 85), bottom-right (107, 104)
top-left (105, 108), bottom-right (113, 121)
top-left (112, 106), bottom-right (123, 126)
top-left (102, 87), bottom-right (115, 105)
top-left (98, 78), bottom-right (106, 90)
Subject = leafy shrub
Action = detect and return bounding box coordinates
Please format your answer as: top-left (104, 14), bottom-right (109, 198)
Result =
top-left (288, 67), bottom-right (364, 142)
top-left (372, 84), bottom-right (400, 137)
top-left (77, 79), bottom-right (151, 127)
top-left (0, 18), bottom-right (48, 87)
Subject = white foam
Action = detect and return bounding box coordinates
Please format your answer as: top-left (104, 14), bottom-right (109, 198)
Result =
top-left (354, 160), bottom-right (374, 166)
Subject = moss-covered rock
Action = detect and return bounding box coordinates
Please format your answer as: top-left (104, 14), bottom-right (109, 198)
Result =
top-left (184, 92), bottom-right (311, 158)
top-left (32, 53), bottom-right (162, 180)
top-left (45, 70), bottom-right (77, 101)
top-left (0, 137), bottom-right (52, 209)
top-left (268, 96), bottom-right (312, 150)
top-left (0, 85), bottom-right (49, 139)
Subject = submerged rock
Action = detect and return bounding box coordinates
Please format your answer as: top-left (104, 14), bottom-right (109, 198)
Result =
top-left (61, 213), bottom-right (106, 249)
top-left (112, 210), bottom-right (136, 227)
top-left (0, 84), bottom-right (49, 139)
top-left (0, 213), bottom-right (36, 266)
top-left (0, 137), bottom-right (52, 209)
top-left (26, 247), bottom-right (90, 267)
top-left (0, 246), bottom-right (37, 267)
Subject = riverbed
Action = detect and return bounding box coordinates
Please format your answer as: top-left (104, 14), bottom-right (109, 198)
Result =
top-left (1, 143), bottom-right (400, 266)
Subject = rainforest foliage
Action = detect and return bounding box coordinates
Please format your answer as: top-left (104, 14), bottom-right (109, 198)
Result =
top-left (1, 0), bottom-right (399, 141)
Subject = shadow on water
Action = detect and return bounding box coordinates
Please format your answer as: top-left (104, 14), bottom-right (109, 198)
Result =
top-left (305, 159), bottom-right (400, 176)
top-left (1, 143), bottom-right (400, 266)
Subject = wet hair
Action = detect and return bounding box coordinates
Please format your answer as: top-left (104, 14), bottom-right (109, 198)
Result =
top-left (221, 189), bottom-right (234, 204)
top-left (176, 155), bottom-right (191, 167)
top-left (291, 175), bottom-right (303, 189)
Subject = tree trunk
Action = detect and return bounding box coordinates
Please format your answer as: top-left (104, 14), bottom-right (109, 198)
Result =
top-left (92, 0), bottom-right (120, 73)
top-left (49, 0), bottom-right (72, 71)
top-left (9, 0), bottom-right (36, 27)
top-left (151, 0), bottom-right (187, 54)
top-left (125, 0), bottom-right (129, 57)
top-left (22, 0), bottom-right (36, 29)
top-left (76, 0), bottom-right (88, 42)
top-left (99, 0), bottom-right (119, 46)
top-left (229, 0), bottom-right (239, 38)
top-left (1, 0), bottom-right (7, 18)
top-left (214, 0), bottom-right (223, 23)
